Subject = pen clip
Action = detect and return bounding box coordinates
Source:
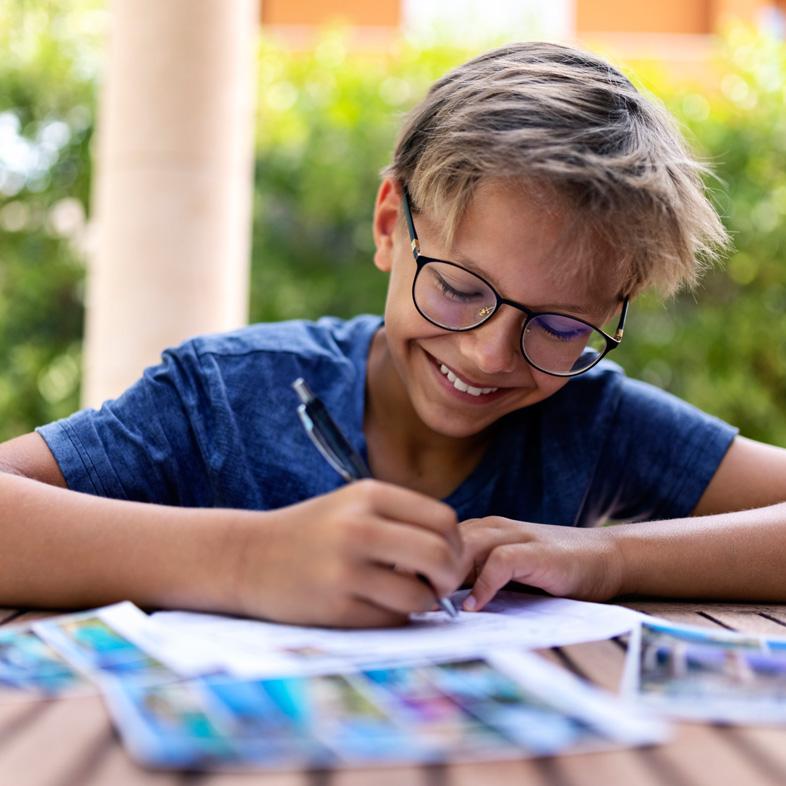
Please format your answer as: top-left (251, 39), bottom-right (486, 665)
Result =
top-left (296, 405), bottom-right (356, 483)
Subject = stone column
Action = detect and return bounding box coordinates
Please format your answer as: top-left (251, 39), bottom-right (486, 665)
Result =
top-left (83, 0), bottom-right (257, 407)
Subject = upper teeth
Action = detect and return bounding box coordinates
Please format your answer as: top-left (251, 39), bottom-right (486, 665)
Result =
top-left (439, 364), bottom-right (499, 396)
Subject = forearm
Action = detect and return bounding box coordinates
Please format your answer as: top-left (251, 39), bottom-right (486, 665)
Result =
top-left (612, 501), bottom-right (786, 600)
top-left (0, 471), bottom-right (247, 612)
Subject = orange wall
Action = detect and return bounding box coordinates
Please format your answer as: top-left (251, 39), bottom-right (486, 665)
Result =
top-left (259, 0), bottom-right (781, 35)
top-left (576, 0), bottom-right (712, 34)
top-left (261, 0), bottom-right (400, 27)
top-left (576, 0), bottom-right (772, 34)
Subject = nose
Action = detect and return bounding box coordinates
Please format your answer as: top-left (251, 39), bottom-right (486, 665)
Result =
top-left (460, 309), bottom-right (522, 376)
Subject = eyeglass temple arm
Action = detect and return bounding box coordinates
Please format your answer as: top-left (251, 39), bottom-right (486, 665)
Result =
top-left (401, 185), bottom-right (421, 255)
top-left (613, 298), bottom-right (629, 342)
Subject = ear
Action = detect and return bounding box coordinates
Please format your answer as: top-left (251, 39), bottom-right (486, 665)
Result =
top-left (372, 177), bottom-right (402, 273)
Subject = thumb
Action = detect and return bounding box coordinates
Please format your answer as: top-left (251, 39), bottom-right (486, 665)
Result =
top-left (463, 545), bottom-right (518, 612)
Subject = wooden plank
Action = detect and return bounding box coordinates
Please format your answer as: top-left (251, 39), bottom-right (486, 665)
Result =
top-left (548, 641), bottom-right (674, 786)
top-left (545, 747), bottom-right (673, 786)
top-left (0, 700), bottom-right (54, 750)
top-left (0, 695), bottom-right (112, 786)
top-left (442, 759), bottom-right (553, 786)
top-left (656, 723), bottom-right (785, 786)
top-left (696, 610), bottom-right (786, 636)
top-left (0, 608), bottom-right (21, 625)
top-left (555, 639), bottom-right (626, 693)
top-left (624, 601), bottom-right (786, 616)
top-left (638, 609), bottom-right (721, 628)
top-left (46, 726), bottom-right (180, 786)
top-left (195, 769), bottom-right (309, 786)
top-left (324, 767), bottom-right (429, 786)
top-left (731, 727), bottom-right (786, 779)
top-left (758, 610), bottom-right (786, 629)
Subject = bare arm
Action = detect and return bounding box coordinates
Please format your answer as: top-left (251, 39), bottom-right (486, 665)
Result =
top-left (461, 436), bottom-right (786, 609)
top-left (0, 433), bottom-right (245, 612)
top-left (0, 434), bottom-right (464, 626)
top-left (615, 435), bottom-right (786, 599)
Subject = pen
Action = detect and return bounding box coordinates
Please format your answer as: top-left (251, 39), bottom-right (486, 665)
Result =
top-left (292, 377), bottom-right (459, 619)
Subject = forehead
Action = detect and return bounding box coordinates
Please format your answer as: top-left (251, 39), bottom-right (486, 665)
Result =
top-left (420, 178), bottom-right (623, 313)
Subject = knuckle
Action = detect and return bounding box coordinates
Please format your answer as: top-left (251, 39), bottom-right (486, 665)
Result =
top-left (431, 537), bottom-right (453, 565)
top-left (354, 478), bottom-right (381, 504)
top-left (487, 546), bottom-right (514, 573)
top-left (435, 502), bottom-right (459, 531)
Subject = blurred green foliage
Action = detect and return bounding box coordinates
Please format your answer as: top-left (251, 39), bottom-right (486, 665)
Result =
top-left (250, 34), bottom-right (463, 323)
top-left (0, 0), bottom-right (97, 439)
top-left (2, 7), bottom-right (786, 445)
top-left (622, 27), bottom-right (786, 444)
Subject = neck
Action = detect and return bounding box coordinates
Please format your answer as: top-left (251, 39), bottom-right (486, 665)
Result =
top-left (364, 328), bottom-right (492, 497)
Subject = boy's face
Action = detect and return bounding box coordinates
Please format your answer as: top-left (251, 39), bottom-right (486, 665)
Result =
top-left (372, 177), bottom-right (623, 440)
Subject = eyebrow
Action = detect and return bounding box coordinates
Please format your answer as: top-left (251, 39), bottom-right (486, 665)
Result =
top-left (444, 251), bottom-right (594, 316)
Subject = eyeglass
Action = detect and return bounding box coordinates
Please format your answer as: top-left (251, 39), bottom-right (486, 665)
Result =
top-left (401, 186), bottom-right (629, 378)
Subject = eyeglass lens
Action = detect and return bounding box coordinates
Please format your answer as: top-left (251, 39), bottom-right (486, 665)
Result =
top-left (414, 260), bottom-right (607, 375)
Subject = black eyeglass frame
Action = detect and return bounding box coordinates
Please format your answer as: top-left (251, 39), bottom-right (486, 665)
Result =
top-left (401, 186), bottom-right (629, 378)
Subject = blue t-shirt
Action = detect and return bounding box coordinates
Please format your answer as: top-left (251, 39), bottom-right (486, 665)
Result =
top-left (37, 314), bottom-right (736, 526)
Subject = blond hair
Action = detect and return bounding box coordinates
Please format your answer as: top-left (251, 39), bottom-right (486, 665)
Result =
top-left (382, 42), bottom-right (729, 297)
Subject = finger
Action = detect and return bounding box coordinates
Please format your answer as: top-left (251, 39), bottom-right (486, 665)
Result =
top-left (356, 520), bottom-right (462, 597)
top-left (353, 563), bottom-right (438, 616)
top-left (352, 480), bottom-right (462, 557)
top-left (464, 544), bottom-right (524, 612)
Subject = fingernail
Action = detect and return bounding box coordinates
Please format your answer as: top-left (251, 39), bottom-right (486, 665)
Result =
top-left (463, 595), bottom-right (477, 611)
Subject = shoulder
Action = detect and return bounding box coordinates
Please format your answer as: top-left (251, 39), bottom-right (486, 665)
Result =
top-left (546, 360), bottom-right (720, 424)
top-left (183, 314), bottom-right (383, 364)
top-left (155, 314), bottom-right (382, 409)
top-left (539, 359), bottom-right (734, 458)
top-left (542, 360), bottom-right (627, 416)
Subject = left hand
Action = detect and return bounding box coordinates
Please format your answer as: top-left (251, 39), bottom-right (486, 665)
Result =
top-left (459, 517), bottom-right (624, 611)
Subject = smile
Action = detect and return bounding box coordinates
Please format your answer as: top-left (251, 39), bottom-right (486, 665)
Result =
top-left (438, 363), bottom-right (499, 397)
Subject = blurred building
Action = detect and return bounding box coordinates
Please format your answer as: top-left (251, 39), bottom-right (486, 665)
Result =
top-left (260, 0), bottom-right (786, 55)
top-left (576, 0), bottom-right (785, 35)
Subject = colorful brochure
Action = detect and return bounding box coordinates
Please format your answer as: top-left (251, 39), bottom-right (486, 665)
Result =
top-left (623, 618), bottom-right (786, 724)
top-left (0, 623), bottom-right (88, 701)
top-left (103, 649), bottom-right (667, 771)
top-left (32, 602), bottom-right (221, 684)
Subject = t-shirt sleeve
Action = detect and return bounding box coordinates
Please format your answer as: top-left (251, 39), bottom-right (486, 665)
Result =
top-left (586, 377), bottom-right (737, 523)
top-left (35, 342), bottom-right (212, 506)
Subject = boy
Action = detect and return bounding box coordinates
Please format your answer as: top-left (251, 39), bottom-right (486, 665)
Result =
top-left (2, 42), bottom-right (786, 628)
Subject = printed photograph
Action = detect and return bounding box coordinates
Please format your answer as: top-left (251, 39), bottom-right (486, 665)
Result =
top-left (632, 620), bottom-right (786, 722)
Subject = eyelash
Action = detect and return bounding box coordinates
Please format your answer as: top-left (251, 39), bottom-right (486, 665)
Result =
top-left (435, 276), bottom-right (483, 303)
top-left (538, 322), bottom-right (589, 341)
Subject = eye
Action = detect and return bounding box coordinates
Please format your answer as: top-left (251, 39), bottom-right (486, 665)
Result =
top-left (535, 315), bottom-right (592, 342)
top-left (433, 271), bottom-right (485, 303)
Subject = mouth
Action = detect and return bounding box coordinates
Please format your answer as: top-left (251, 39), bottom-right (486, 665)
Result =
top-left (423, 351), bottom-right (508, 403)
top-left (438, 363), bottom-right (499, 396)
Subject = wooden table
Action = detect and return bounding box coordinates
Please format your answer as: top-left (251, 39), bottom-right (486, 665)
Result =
top-left (3, 602), bottom-right (786, 786)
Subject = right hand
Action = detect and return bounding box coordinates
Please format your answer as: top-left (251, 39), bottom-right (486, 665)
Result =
top-left (227, 479), bottom-right (463, 628)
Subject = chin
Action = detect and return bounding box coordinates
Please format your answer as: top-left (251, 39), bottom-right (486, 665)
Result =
top-left (412, 398), bottom-right (501, 439)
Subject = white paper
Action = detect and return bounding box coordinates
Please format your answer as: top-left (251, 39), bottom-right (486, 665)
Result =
top-left (151, 591), bottom-right (645, 678)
